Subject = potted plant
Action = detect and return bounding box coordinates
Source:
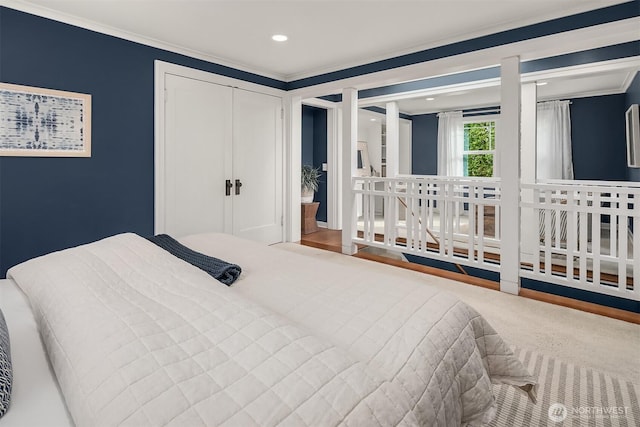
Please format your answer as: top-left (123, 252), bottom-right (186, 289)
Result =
top-left (301, 164), bottom-right (321, 203)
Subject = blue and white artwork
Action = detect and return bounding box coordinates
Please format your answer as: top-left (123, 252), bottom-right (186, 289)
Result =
top-left (0, 83), bottom-right (91, 157)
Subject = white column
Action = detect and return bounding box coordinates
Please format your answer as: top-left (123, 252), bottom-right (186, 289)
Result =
top-left (327, 106), bottom-right (342, 230)
top-left (342, 88), bottom-right (358, 254)
top-left (498, 56), bottom-right (521, 295)
top-left (520, 83), bottom-right (537, 264)
top-left (385, 101), bottom-right (400, 178)
top-left (285, 95), bottom-right (302, 242)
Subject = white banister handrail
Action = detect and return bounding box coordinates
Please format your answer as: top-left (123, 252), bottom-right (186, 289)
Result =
top-left (534, 178), bottom-right (640, 188)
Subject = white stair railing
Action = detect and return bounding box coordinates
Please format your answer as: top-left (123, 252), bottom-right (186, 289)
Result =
top-left (520, 179), bottom-right (639, 301)
top-left (353, 175), bottom-right (501, 271)
top-left (353, 176), bottom-right (639, 302)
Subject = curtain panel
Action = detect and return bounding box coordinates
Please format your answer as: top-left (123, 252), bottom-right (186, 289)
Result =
top-left (536, 100), bottom-right (574, 180)
top-left (437, 111), bottom-right (464, 176)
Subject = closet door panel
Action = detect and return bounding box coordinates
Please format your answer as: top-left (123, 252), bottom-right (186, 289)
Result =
top-left (164, 74), bottom-right (232, 237)
top-left (232, 88), bottom-right (283, 244)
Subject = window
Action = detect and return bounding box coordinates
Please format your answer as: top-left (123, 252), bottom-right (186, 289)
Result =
top-left (462, 119), bottom-right (496, 177)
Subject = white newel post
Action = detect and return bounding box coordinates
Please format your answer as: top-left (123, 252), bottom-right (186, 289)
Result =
top-left (520, 83), bottom-right (537, 265)
top-left (386, 101), bottom-right (400, 178)
top-left (498, 56), bottom-right (521, 294)
top-left (342, 88), bottom-right (358, 255)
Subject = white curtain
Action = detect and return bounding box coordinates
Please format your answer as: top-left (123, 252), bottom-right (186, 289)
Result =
top-left (437, 111), bottom-right (464, 176)
top-left (536, 100), bottom-right (574, 180)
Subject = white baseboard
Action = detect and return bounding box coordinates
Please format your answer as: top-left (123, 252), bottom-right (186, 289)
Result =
top-left (317, 221), bottom-right (328, 228)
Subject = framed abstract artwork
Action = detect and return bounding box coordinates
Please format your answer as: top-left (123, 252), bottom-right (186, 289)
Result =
top-left (0, 82), bottom-right (91, 157)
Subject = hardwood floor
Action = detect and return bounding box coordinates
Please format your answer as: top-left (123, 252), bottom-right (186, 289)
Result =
top-left (298, 228), bottom-right (344, 252)
top-left (298, 228), bottom-right (639, 324)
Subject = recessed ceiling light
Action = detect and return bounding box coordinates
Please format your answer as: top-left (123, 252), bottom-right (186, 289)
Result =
top-left (426, 97), bottom-right (435, 101)
top-left (536, 81), bottom-right (548, 86)
top-left (370, 118), bottom-right (377, 121)
top-left (272, 34), bottom-right (288, 42)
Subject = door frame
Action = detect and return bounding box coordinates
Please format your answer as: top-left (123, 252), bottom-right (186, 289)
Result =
top-left (300, 98), bottom-right (342, 230)
top-left (154, 60), bottom-right (286, 236)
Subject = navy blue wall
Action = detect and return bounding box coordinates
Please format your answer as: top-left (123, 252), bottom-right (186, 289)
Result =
top-left (411, 113), bottom-right (439, 175)
top-left (0, 7), bottom-right (285, 276)
top-left (301, 105), bottom-right (328, 222)
top-left (302, 107), bottom-right (315, 166)
top-left (626, 73), bottom-right (640, 182)
top-left (313, 109), bottom-right (328, 222)
top-left (570, 94), bottom-right (627, 180)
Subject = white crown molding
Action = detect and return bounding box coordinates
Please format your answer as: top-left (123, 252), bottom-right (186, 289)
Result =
top-left (1, 0), bottom-right (287, 82)
top-left (622, 69), bottom-right (640, 93)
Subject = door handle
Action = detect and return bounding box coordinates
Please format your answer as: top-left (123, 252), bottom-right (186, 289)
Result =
top-left (235, 179), bottom-right (243, 195)
top-left (225, 179), bottom-right (233, 196)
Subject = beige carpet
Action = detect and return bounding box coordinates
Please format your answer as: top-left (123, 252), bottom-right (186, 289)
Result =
top-left (273, 243), bottom-right (640, 386)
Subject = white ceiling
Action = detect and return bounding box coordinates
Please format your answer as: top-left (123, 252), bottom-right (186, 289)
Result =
top-left (7, 0), bottom-right (631, 81)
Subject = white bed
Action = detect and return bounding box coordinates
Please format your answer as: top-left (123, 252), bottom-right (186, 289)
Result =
top-left (2, 233), bottom-right (536, 426)
top-left (0, 279), bottom-right (73, 427)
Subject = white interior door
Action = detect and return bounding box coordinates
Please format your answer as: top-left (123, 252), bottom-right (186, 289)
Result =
top-left (164, 74), bottom-right (232, 237)
top-left (232, 88), bottom-right (283, 244)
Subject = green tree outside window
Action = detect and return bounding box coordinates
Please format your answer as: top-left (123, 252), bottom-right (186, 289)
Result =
top-left (463, 121), bottom-right (495, 177)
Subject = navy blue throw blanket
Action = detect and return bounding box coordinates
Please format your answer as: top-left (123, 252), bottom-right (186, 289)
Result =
top-left (147, 234), bottom-right (242, 286)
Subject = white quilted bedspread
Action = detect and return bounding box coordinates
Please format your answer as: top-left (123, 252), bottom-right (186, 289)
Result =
top-left (8, 234), bottom-right (420, 427)
top-left (180, 233), bottom-right (537, 427)
top-left (8, 233), bottom-right (537, 427)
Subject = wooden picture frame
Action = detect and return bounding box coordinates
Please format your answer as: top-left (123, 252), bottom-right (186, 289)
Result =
top-left (0, 82), bottom-right (91, 157)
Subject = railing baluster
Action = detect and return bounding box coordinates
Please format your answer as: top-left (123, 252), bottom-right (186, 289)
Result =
top-left (468, 185), bottom-right (475, 262)
top-left (579, 190), bottom-right (588, 283)
top-left (478, 186), bottom-right (485, 265)
top-left (544, 189), bottom-right (553, 278)
top-left (610, 192), bottom-right (618, 258)
top-left (618, 209), bottom-right (628, 291)
top-left (591, 191), bottom-right (601, 286)
top-left (533, 187), bottom-right (541, 276)
top-left (634, 214), bottom-right (639, 295)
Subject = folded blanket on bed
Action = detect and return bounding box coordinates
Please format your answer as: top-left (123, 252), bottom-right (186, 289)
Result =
top-left (147, 233), bottom-right (241, 285)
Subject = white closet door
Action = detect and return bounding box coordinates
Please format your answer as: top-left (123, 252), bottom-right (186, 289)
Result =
top-left (232, 88), bottom-right (283, 244)
top-left (164, 74), bottom-right (232, 237)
